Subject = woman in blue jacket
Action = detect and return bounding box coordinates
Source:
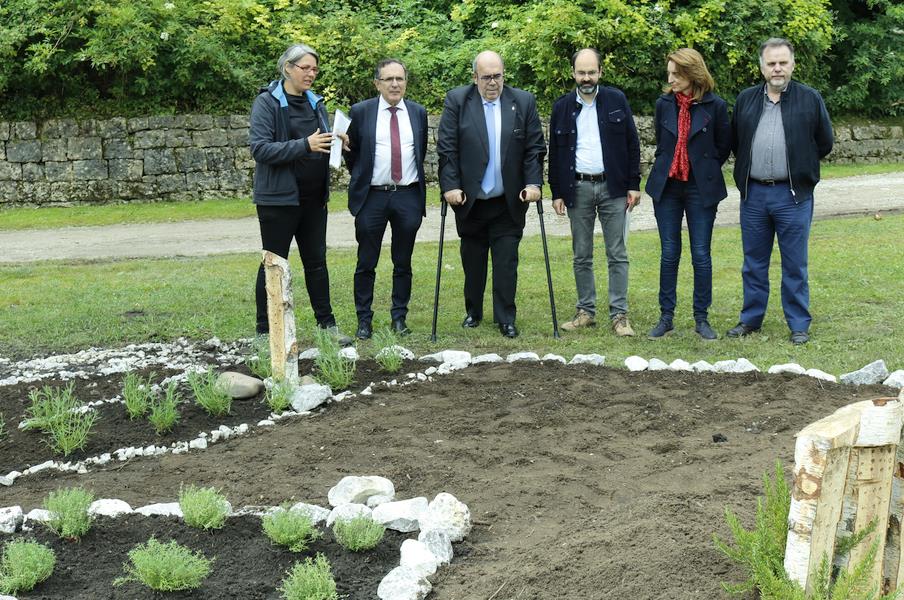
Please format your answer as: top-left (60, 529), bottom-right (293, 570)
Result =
top-left (248, 43), bottom-right (350, 343)
top-left (644, 48), bottom-right (730, 340)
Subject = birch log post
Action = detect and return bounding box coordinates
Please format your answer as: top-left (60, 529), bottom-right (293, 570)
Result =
top-left (785, 393), bottom-right (904, 594)
top-left (262, 251), bottom-right (298, 382)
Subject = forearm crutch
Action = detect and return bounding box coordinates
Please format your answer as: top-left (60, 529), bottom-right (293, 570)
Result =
top-left (430, 197), bottom-right (449, 343)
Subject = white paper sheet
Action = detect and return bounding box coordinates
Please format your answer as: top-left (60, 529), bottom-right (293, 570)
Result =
top-left (329, 109), bottom-right (351, 169)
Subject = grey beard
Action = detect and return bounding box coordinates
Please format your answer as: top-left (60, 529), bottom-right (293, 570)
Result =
top-left (578, 83), bottom-right (596, 94)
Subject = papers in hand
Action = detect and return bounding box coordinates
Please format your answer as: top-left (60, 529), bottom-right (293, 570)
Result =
top-left (329, 109), bottom-right (351, 169)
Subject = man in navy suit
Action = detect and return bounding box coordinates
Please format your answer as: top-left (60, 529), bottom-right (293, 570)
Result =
top-left (549, 48), bottom-right (642, 337)
top-left (436, 51), bottom-right (546, 338)
top-left (345, 59), bottom-right (428, 340)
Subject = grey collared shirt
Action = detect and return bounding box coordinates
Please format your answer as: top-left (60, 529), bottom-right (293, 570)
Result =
top-left (749, 85), bottom-right (789, 181)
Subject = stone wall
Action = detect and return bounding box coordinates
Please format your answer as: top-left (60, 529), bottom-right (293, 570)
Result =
top-left (0, 115), bottom-right (900, 206)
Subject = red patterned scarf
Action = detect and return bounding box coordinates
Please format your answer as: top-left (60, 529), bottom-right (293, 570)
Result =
top-left (668, 92), bottom-right (693, 181)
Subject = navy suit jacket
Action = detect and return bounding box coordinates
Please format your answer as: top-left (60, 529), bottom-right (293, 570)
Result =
top-left (436, 84), bottom-right (546, 227)
top-left (345, 96), bottom-right (428, 216)
top-left (645, 91), bottom-right (731, 206)
top-left (548, 86), bottom-right (640, 207)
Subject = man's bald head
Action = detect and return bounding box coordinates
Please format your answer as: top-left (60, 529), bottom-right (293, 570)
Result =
top-left (472, 50), bottom-right (505, 101)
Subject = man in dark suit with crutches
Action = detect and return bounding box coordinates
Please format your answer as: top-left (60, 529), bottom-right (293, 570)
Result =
top-left (345, 58), bottom-right (428, 340)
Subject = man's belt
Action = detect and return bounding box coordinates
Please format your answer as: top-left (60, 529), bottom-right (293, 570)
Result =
top-left (575, 172), bottom-right (606, 182)
top-left (750, 178), bottom-right (788, 186)
top-left (371, 182), bottom-right (419, 192)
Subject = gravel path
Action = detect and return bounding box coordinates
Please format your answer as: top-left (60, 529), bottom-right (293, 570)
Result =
top-left (1, 173), bottom-right (901, 263)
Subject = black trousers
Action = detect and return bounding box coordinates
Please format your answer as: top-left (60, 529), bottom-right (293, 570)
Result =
top-left (455, 196), bottom-right (523, 324)
top-left (354, 186), bottom-right (423, 324)
top-left (255, 200), bottom-right (334, 334)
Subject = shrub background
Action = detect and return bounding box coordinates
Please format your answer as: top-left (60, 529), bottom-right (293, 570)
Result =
top-left (0, 0), bottom-right (900, 120)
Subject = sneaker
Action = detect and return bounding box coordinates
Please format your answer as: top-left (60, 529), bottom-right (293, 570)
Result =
top-left (611, 313), bottom-right (635, 337)
top-left (320, 324), bottom-right (354, 347)
top-left (726, 322), bottom-right (760, 338)
top-left (647, 318), bottom-right (674, 339)
top-left (561, 309), bottom-right (596, 332)
top-left (790, 331), bottom-right (810, 345)
top-left (695, 320), bottom-right (718, 340)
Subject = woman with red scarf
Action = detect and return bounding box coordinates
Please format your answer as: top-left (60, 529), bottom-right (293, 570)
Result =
top-left (644, 48), bottom-right (730, 340)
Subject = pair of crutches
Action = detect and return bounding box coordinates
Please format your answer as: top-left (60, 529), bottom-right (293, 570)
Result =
top-left (430, 193), bottom-right (559, 341)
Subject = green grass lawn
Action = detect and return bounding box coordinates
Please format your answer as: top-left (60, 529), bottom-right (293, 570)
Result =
top-left (1, 162), bottom-right (901, 232)
top-left (1, 213), bottom-right (901, 376)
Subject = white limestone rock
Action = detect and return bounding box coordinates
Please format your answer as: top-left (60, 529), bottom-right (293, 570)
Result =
top-left (768, 363), bottom-right (806, 375)
top-left (507, 352), bottom-right (540, 363)
top-left (25, 508), bottom-right (51, 524)
top-left (712, 359), bottom-right (738, 373)
top-left (339, 347), bottom-right (359, 361)
top-left (805, 368), bottom-right (837, 382)
top-left (400, 539), bottom-right (439, 577)
top-left (569, 354), bottom-right (605, 366)
top-left (135, 502), bottom-right (183, 517)
top-left (418, 529), bottom-right (454, 565)
top-left (25, 460), bottom-right (56, 475)
top-left (189, 437), bottom-right (208, 450)
top-left (734, 358), bottom-right (760, 373)
top-left (541, 353), bottom-right (566, 364)
top-left (420, 493), bottom-right (471, 542)
top-left (89, 499), bottom-right (133, 517)
top-left (0, 506), bottom-right (24, 533)
top-left (377, 566), bottom-right (432, 600)
top-left (691, 360), bottom-right (715, 372)
top-left (326, 503), bottom-right (372, 527)
top-left (841, 360), bottom-right (890, 385)
top-left (289, 502), bottom-right (331, 525)
top-left (299, 348), bottom-right (320, 360)
top-left (372, 497), bottom-right (428, 533)
top-left (377, 345), bottom-right (415, 361)
top-left (420, 350), bottom-right (471, 364)
top-left (669, 359), bottom-right (692, 372)
top-left (471, 353), bottom-right (503, 364)
top-left (366, 494), bottom-right (395, 508)
top-left (257, 419), bottom-right (275, 427)
top-left (290, 383), bottom-right (332, 412)
top-left (437, 360), bottom-right (470, 375)
top-left (215, 371), bottom-right (264, 399)
top-left (647, 358), bottom-right (670, 371)
top-left (0, 471), bottom-right (20, 487)
top-left (625, 356), bottom-right (649, 371)
top-left (884, 370), bottom-right (904, 389)
top-left (328, 475), bottom-right (395, 507)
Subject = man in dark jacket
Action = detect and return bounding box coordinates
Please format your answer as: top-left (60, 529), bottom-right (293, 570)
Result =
top-left (726, 38), bottom-right (833, 345)
top-left (549, 48), bottom-right (642, 337)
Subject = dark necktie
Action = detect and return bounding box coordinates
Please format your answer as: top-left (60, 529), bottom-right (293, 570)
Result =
top-left (389, 106), bottom-right (401, 183)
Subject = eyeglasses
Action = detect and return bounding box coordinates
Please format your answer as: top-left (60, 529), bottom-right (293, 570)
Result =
top-left (290, 62), bottom-right (320, 75)
top-left (377, 77), bottom-right (407, 84)
top-left (478, 73), bottom-right (504, 83)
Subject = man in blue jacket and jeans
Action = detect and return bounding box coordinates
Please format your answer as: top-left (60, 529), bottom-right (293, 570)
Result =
top-left (549, 48), bottom-right (642, 337)
top-left (727, 38), bottom-right (833, 345)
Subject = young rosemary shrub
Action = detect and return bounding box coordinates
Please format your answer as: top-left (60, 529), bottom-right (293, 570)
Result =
top-left (179, 485), bottom-right (230, 530)
top-left (313, 328), bottom-right (355, 390)
top-left (188, 369), bottom-right (232, 417)
top-left (246, 338), bottom-right (272, 379)
top-left (23, 383), bottom-right (78, 431)
top-left (113, 538), bottom-right (212, 592)
top-left (45, 406), bottom-right (98, 457)
top-left (372, 328), bottom-right (404, 374)
top-left (148, 382), bottom-right (181, 434)
top-left (122, 372), bottom-right (155, 419)
top-left (265, 380), bottom-right (294, 414)
top-left (262, 506), bottom-right (321, 552)
top-left (278, 553), bottom-right (338, 600)
top-left (0, 539), bottom-right (56, 594)
top-left (43, 487), bottom-right (95, 540)
top-left (332, 515), bottom-right (385, 552)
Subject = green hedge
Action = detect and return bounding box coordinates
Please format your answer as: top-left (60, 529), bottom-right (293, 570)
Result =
top-left (0, 0), bottom-right (899, 119)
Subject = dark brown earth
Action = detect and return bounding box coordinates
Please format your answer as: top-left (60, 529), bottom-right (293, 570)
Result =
top-left (1, 359), bottom-right (898, 600)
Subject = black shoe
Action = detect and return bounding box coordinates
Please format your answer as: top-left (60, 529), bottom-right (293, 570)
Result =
top-left (391, 318), bottom-right (411, 336)
top-left (726, 322), bottom-right (760, 338)
top-left (461, 314), bottom-right (481, 328)
top-left (790, 330), bottom-right (810, 345)
top-left (647, 317), bottom-right (674, 339)
top-left (355, 322), bottom-right (372, 340)
top-left (498, 323), bottom-right (519, 338)
top-left (695, 319), bottom-right (718, 340)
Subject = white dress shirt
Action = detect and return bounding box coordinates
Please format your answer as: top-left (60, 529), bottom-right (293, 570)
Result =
top-left (371, 96), bottom-right (418, 186)
top-left (575, 90), bottom-right (605, 175)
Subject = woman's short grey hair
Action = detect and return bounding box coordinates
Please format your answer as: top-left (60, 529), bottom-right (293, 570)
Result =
top-left (278, 44), bottom-right (319, 79)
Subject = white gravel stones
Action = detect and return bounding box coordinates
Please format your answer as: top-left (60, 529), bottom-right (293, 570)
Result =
top-left (625, 356), bottom-right (649, 371)
top-left (89, 499), bottom-right (132, 517)
top-left (135, 502), bottom-right (183, 517)
top-left (420, 350), bottom-right (471, 364)
top-left (541, 353), bottom-right (566, 364)
top-left (568, 353), bottom-right (605, 366)
top-left (669, 359), bottom-right (692, 371)
top-left (377, 346), bottom-right (415, 360)
top-left (647, 358), bottom-right (670, 371)
top-left (326, 503), bottom-right (372, 527)
top-left (289, 502), bottom-right (331, 525)
top-left (377, 566), bottom-right (432, 600)
top-left (437, 360), bottom-right (470, 375)
top-left (328, 475), bottom-right (395, 507)
top-left (841, 360), bottom-right (890, 385)
top-left (290, 383), bottom-right (332, 412)
top-left (691, 360), bottom-right (715, 372)
top-left (471, 353), bottom-right (503, 364)
top-left (189, 437), bottom-right (208, 450)
top-left (0, 506), bottom-right (24, 533)
top-left (417, 529), bottom-right (453, 565)
top-left (768, 363), bottom-right (806, 375)
top-left (805, 368), bottom-right (837, 382)
top-left (399, 539), bottom-right (439, 576)
top-left (215, 371), bottom-right (264, 399)
top-left (372, 498), bottom-right (429, 533)
top-left (885, 371), bottom-right (904, 389)
top-left (420, 493), bottom-right (471, 542)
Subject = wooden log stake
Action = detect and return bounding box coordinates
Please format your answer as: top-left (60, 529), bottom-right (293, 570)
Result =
top-left (262, 251), bottom-right (298, 383)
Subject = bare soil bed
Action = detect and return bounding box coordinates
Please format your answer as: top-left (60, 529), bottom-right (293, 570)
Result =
top-left (1, 358), bottom-right (897, 599)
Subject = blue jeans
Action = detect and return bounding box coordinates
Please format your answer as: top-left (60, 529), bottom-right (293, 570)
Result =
top-left (653, 178), bottom-right (717, 321)
top-left (739, 181), bottom-right (813, 332)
